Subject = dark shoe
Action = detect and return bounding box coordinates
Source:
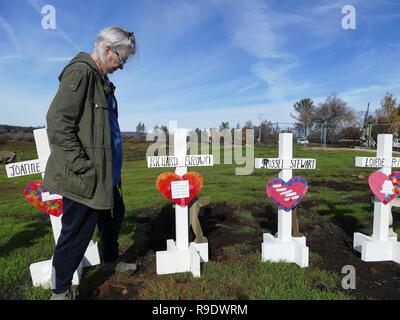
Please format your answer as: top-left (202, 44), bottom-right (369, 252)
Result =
top-left (101, 261), bottom-right (137, 273)
top-left (50, 286), bottom-right (79, 300)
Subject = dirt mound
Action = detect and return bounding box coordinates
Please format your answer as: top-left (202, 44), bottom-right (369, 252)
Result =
top-left (305, 212), bottom-right (400, 299)
top-left (78, 203), bottom-right (400, 300)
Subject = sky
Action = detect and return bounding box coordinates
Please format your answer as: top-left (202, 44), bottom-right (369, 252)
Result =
top-left (0, 0), bottom-right (400, 131)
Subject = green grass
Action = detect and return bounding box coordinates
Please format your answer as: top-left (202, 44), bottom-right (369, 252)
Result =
top-left (0, 143), bottom-right (381, 299)
top-left (234, 210), bottom-right (255, 222)
top-left (141, 245), bottom-right (349, 300)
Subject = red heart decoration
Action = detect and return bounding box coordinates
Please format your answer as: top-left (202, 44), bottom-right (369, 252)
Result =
top-left (369, 171), bottom-right (396, 205)
top-left (24, 181), bottom-right (63, 217)
top-left (266, 176), bottom-right (308, 212)
top-left (156, 172), bottom-right (203, 207)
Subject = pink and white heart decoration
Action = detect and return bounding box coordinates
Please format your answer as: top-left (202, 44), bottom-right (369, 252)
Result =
top-left (266, 176), bottom-right (308, 212)
top-left (368, 171), bottom-right (400, 205)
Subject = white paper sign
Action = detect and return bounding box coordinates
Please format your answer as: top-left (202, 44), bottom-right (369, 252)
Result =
top-left (147, 155), bottom-right (213, 168)
top-left (41, 192), bottom-right (63, 201)
top-left (171, 180), bottom-right (190, 199)
top-left (6, 159), bottom-right (46, 178)
top-left (355, 157), bottom-right (400, 168)
top-left (255, 158), bottom-right (316, 170)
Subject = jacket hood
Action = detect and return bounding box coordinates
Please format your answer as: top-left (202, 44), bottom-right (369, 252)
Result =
top-left (58, 52), bottom-right (101, 81)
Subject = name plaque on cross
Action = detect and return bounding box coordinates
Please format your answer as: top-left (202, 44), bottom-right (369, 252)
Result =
top-left (147, 155), bottom-right (213, 168)
top-left (355, 157), bottom-right (400, 168)
top-left (6, 159), bottom-right (47, 178)
top-left (255, 158), bottom-right (316, 170)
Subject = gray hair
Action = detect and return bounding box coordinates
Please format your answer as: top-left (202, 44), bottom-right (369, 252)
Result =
top-left (94, 26), bottom-right (136, 64)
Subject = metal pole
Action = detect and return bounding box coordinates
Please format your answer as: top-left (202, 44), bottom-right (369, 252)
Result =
top-left (257, 113), bottom-right (265, 145)
top-left (320, 123), bottom-right (323, 146)
top-left (368, 123), bottom-right (372, 149)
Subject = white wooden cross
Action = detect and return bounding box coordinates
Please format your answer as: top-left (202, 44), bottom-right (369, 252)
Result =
top-left (147, 126), bottom-right (213, 277)
top-left (255, 133), bottom-right (316, 268)
top-left (5, 128), bottom-right (100, 288)
top-left (354, 134), bottom-right (400, 263)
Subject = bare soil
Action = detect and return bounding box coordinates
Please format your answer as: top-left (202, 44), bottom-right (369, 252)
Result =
top-left (78, 202), bottom-right (400, 300)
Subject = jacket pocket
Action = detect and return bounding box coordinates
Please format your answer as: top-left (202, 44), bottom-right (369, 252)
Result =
top-left (93, 99), bottom-right (107, 146)
top-left (93, 100), bottom-right (108, 121)
top-left (63, 164), bottom-right (97, 199)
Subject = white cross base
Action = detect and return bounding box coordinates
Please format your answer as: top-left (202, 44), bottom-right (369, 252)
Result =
top-left (10, 129), bottom-right (101, 287)
top-left (353, 234), bottom-right (400, 263)
top-left (353, 134), bottom-right (400, 263)
top-left (256, 133), bottom-right (314, 268)
top-left (147, 126), bottom-right (213, 277)
top-left (262, 234), bottom-right (308, 267)
top-left (29, 240), bottom-right (100, 288)
top-left (156, 240), bottom-right (208, 277)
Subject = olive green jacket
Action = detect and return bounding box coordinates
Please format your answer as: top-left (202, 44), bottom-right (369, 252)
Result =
top-left (44, 52), bottom-right (116, 210)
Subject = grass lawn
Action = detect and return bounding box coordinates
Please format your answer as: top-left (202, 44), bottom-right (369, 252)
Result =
top-left (0, 141), bottom-right (398, 300)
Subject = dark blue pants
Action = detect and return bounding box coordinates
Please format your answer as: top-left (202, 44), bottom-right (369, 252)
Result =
top-left (52, 187), bottom-right (124, 294)
top-left (97, 187), bottom-right (125, 263)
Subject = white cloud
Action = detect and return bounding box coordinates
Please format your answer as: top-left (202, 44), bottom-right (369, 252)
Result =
top-left (0, 15), bottom-right (22, 53)
top-left (221, 0), bottom-right (287, 59)
top-left (42, 56), bottom-right (73, 62)
top-left (216, 0), bottom-right (312, 106)
top-left (0, 54), bottom-right (23, 60)
top-left (251, 61), bottom-right (311, 101)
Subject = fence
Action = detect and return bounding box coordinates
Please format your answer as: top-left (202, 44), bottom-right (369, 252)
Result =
top-left (254, 122), bottom-right (400, 149)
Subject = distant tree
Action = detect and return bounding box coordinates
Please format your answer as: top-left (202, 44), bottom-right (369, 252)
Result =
top-left (373, 93), bottom-right (400, 137)
top-left (337, 126), bottom-right (362, 140)
top-left (291, 98), bottom-right (315, 137)
top-left (242, 120), bottom-right (255, 144)
top-left (259, 120), bottom-right (274, 144)
top-left (194, 128), bottom-right (202, 143)
top-left (136, 121), bottom-right (145, 133)
top-left (375, 93), bottom-right (398, 119)
top-left (312, 94), bottom-right (356, 143)
top-left (219, 122), bottom-right (230, 130)
top-left (243, 120), bottom-right (254, 128)
top-left (202, 128), bottom-right (210, 145)
top-left (160, 125), bottom-right (169, 136)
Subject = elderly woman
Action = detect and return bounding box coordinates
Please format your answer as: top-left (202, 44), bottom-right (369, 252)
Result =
top-left (44, 26), bottom-right (137, 300)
